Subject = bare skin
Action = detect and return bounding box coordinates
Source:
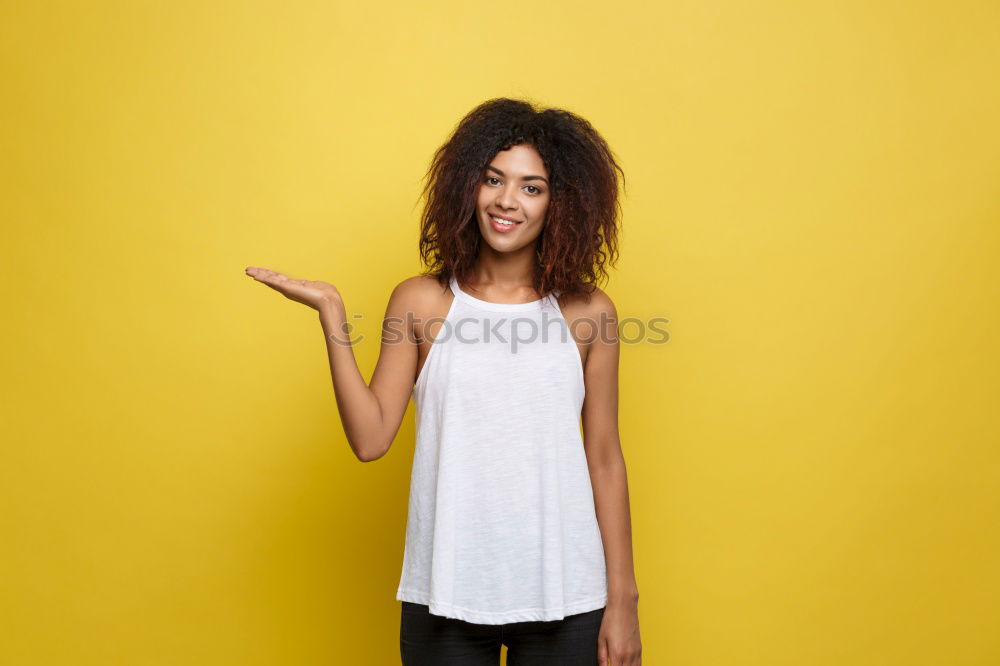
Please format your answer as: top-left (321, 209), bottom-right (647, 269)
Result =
top-left (245, 144), bottom-right (641, 665)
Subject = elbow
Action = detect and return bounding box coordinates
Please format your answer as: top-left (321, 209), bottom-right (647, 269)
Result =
top-left (354, 440), bottom-right (389, 463)
top-left (586, 444), bottom-right (627, 474)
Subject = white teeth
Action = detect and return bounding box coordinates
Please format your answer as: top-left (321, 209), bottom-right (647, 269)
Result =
top-left (491, 216), bottom-right (517, 226)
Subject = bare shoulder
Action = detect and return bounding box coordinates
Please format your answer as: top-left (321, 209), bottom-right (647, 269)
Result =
top-left (389, 274), bottom-right (453, 342)
top-left (558, 284), bottom-right (618, 331)
top-left (583, 285), bottom-right (617, 320)
top-left (388, 274), bottom-right (449, 308)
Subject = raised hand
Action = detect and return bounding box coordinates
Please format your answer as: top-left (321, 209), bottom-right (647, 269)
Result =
top-left (244, 266), bottom-right (342, 311)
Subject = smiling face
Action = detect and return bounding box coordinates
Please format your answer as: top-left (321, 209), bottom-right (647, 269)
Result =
top-left (475, 143), bottom-right (551, 253)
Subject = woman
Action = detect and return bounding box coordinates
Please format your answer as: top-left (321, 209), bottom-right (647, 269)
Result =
top-left (246, 98), bottom-right (641, 665)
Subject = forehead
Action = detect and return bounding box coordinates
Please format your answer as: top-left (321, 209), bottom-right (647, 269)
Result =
top-left (487, 144), bottom-right (548, 176)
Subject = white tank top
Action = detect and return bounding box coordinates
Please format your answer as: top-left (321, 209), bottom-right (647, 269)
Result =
top-left (395, 275), bottom-right (608, 624)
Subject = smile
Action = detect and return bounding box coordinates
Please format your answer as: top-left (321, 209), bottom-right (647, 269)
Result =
top-left (488, 214), bottom-right (522, 233)
top-left (490, 215), bottom-right (522, 226)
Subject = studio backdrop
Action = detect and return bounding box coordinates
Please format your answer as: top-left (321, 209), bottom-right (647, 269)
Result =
top-left (2, 1), bottom-right (998, 664)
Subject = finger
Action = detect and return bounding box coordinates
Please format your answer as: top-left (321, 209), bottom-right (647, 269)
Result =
top-left (598, 637), bottom-right (610, 665)
top-left (245, 266), bottom-right (278, 279)
top-left (248, 267), bottom-right (283, 280)
top-left (251, 268), bottom-right (291, 285)
top-left (249, 270), bottom-right (296, 293)
top-left (246, 266), bottom-right (273, 281)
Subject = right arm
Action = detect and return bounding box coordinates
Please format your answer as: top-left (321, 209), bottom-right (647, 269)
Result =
top-left (245, 267), bottom-right (420, 462)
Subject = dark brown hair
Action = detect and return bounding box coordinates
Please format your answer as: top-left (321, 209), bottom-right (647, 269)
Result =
top-left (416, 97), bottom-right (625, 301)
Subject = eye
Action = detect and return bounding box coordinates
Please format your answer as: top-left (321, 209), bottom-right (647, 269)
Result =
top-left (484, 176), bottom-right (543, 195)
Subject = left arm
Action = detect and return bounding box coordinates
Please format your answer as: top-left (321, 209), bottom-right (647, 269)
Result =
top-left (580, 289), bottom-right (642, 665)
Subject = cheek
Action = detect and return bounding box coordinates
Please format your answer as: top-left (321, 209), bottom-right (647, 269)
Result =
top-left (475, 184), bottom-right (489, 206)
top-left (532, 198), bottom-right (551, 221)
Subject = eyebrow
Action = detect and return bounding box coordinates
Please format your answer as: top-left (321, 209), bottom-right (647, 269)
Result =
top-left (486, 165), bottom-right (549, 185)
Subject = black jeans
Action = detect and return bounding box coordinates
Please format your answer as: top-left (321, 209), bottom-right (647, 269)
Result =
top-left (399, 601), bottom-right (605, 665)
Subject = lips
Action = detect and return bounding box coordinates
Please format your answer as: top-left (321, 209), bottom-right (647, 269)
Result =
top-left (488, 214), bottom-right (521, 233)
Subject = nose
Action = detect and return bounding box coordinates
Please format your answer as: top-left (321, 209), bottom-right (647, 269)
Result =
top-left (495, 183), bottom-right (517, 210)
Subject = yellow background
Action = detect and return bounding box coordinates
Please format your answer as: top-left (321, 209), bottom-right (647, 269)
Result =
top-left (3, 1), bottom-right (998, 663)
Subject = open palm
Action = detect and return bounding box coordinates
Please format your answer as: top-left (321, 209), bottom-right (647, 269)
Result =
top-left (245, 266), bottom-right (341, 311)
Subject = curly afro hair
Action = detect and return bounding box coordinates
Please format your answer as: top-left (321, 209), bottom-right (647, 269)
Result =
top-left (416, 97), bottom-right (625, 301)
